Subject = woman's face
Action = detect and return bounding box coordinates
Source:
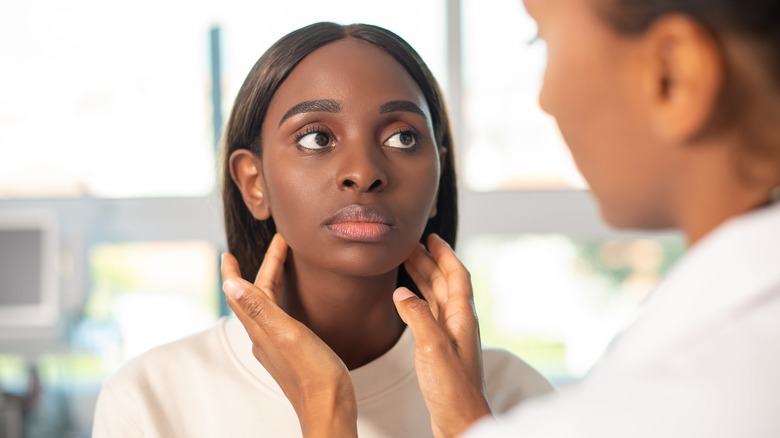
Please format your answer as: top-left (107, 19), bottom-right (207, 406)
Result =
top-left (259, 39), bottom-right (442, 277)
top-left (524, 0), bottom-right (680, 229)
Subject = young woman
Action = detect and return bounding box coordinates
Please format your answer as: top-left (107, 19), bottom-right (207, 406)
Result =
top-left (92, 22), bottom-right (551, 437)
top-left (223, 1), bottom-right (780, 437)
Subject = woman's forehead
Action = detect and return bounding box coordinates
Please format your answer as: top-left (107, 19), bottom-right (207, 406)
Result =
top-left (266, 39), bottom-right (430, 119)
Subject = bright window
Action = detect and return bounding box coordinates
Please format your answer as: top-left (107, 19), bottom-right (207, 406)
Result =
top-left (84, 241), bottom-right (219, 364)
top-left (0, 0), bottom-right (445, 198)
top-left (466, 235), bottom-right (684, 381)
top-left (461, 0), bottom-right (584, 190)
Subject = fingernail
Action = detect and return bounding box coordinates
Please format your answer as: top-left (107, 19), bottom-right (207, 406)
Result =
top-left (223, 278), bottom-right (245, 300)
top-left (393, 288), bottom-right (416, 303)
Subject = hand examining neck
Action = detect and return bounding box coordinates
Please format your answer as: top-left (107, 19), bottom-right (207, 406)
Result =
top-left (221, 234), bottom-right (359, 438)
top-left (221, 233), bottom-right (492, 438)
top-left (392, 234), bottom-right (493, 438)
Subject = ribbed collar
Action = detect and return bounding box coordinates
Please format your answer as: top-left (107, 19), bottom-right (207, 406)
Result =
top-left (220, 316), bottom-right (415, 403)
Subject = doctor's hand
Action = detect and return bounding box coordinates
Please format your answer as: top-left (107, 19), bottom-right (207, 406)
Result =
top-left (393, 234), bottom-right (492, 438)
top-left (221, 234), bottom-right (357, 438)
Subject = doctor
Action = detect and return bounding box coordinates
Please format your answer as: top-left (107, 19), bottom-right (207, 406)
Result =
top-left (221, 0), bottom-right (780, 436)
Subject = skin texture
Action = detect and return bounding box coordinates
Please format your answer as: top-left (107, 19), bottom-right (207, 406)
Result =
top-left (229, 39), bottom-right (443, 370)
top-left (224, 1), bottom-right (780, 437)
top-left (254, 38), bottom-right (441, 279)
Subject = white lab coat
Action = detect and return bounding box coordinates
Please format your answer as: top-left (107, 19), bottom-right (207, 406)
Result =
top-left (466, 202), bottom-right (780, 437)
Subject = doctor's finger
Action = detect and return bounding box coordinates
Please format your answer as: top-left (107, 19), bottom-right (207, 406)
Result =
top-left (393, 288), bottom-right (449, 350)
top-left (403, 246), bottom-right (441, 317)
top-left (221, 253), bottom-right (245, 285)
top-left (405, 242), bottom-right (449, 305)
top-left (224, 276), bottom-right (289, 345)
top-left (254, 233), bottom-right (288, 304)
top-left (427, 234), bottom-right (473, 300)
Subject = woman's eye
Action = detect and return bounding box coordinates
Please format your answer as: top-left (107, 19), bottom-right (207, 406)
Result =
top-left (384, 131), bottom-right (417, 149)
top-left (297, 131), bottom-right (332, 150)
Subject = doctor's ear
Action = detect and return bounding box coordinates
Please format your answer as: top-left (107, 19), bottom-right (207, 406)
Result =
top-left (641, 15), bottom-right (724, 143)
top-left (229, 149), bottom-right (271, 220)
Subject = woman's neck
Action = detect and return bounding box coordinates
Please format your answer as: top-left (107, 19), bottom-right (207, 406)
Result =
top-left (279, 252), bottom-right (406, 370)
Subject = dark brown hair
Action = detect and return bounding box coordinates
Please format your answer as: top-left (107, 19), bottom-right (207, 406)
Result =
top-left (222, 22), bottom-right (457, 296)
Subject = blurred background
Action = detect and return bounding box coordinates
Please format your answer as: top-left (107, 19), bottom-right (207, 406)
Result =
top-left (0, 0), bottom-right (683, 436)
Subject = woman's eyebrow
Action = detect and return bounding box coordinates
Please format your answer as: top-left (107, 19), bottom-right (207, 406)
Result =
top-left (279, 99), bottom-right (342, 126)
top-left (379, 100), bottom-right (426, 118)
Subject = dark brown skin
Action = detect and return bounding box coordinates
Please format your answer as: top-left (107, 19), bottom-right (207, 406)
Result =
top-left (229, 38), bottom-right (443, 371)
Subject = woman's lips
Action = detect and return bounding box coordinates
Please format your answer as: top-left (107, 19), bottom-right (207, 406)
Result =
top-left (326, 222), bottom-right (393, 242)
top-left (323, 205), bottom-right (396, 242)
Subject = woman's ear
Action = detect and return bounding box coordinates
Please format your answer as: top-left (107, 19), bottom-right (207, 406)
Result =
top-left (641, 14), bottom-right (724, 143)
top-left (229, 149), bottom-right (271, 220)
top-left (428, 146), bottom-right (447, 219)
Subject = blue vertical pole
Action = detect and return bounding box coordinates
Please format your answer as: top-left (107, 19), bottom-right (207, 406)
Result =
top-left (210, 26), bottom-right (229, 318)
top-left (210, 26), bottom-right (224, 152)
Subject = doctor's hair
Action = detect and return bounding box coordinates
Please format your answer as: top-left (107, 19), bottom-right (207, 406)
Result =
top-left (221, 22), bottom-right (458, 296)
top-left (600, 0), bottom-right (780, 83)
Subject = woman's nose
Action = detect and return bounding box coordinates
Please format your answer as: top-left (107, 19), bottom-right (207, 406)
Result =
top-left (336, 144), bottom-right (388, 193)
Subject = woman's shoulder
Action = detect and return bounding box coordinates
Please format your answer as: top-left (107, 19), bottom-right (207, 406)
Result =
top-left (103, 318), bottom-right (231, 389)
top-left (93, 318), bottom-right (255, 436)
top-left (481, 345), bottom-right (554, 412)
